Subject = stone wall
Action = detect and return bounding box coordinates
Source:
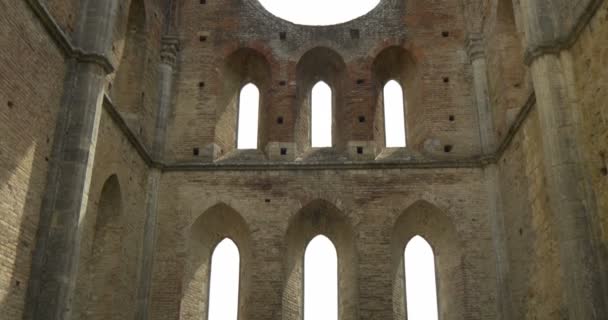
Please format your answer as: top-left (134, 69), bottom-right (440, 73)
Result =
top-left (0, 1), bottom-right (68, 318)
top-left (150, 168), bottom-right (498, 320)
top-left (71, 108), bottom-right (149, 320)
top-left (497, 108), bottom-right (564, 319)
top-left (569, 0), bottom-right (608, 262)
top-left (167, 0), bottom-right (479, 162)
top-left (2, 0), bottom-right (608, 319)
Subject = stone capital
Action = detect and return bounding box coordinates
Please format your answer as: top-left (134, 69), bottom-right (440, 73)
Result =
top-left (160, 36), bottom-right (180, 66)
top-left (465, 33), bottom-right (486, 62)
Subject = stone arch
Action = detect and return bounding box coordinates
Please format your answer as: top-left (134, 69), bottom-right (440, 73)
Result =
top-left (215, 48), bottom-right (272, 157)
top-left (73, 174), bottom-right (137, 319)
top-left (111, 0), bottom-right (148, 123)
top-left (180, 203), bottom-right (253, 320)
top-left (372, 46), bottom-right (421, 154)
top-left (295, 47), bottom-right (347, 158)
top-left (391, 200), bottom-right (465, 320)
top-left (283, 199), bottom-right (358, 320)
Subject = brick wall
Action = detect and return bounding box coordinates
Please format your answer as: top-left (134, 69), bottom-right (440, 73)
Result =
top-left (0, 1), bottom-right (68, 318)
top-left (167, 0), bottom-right (479, 162)
top-left (149, 168), bottom-right (498, 320)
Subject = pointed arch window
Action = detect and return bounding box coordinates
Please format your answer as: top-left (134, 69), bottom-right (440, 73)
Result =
top-left (404, 235), bottom-right (438, 320)
top-left (237, 83), bottom-right (260, 149)
top-left (383, 80), bottom-right (407, 147)
top-left (304, 235), bottom-right (338, 320)
top-left (208, 238), bottom-right (240, 320)
top-left (311, 81), bottom-right (332, 148)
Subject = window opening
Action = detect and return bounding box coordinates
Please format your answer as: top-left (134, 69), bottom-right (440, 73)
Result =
top-left (404, 235), bottom-right (438, 320)
top-left (304, 235), bottom-right (338, 320)
top-left (237, 83), bottom-right (260, 149)
top-left (257, 0), bottom-right (381, 26)
top-left (311, 81), bottom-right (332, 148)
top-left (383, 80), bottom-right (407, 147)
top-left (208, 238), bottom-right (240, 320)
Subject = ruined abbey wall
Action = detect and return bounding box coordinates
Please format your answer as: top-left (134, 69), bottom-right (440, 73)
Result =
top-left (0, 0), bottom-right (607, 319)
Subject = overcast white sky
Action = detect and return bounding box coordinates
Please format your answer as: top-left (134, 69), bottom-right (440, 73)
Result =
top-left (258, 0), bottom-right (381, 26)
top-left (212, 3), bottom-right (435, 320)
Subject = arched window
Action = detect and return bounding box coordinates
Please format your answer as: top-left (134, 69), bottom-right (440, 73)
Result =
top-left (404, 236), bottom-right (438, 320)
top-left (304, 235), bottom-right (338, 320)
top-left (208, 238), bottom-right (240, 320)
top-left (311, 81), bottom-right (332, 148)
top-left (383, 80), bottom-right (407, 147)
top-left (237, 83), bottom-right (260, 149)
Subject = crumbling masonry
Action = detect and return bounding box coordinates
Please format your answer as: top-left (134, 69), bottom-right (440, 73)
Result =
top-left (1, 0), bottom-right (608, 319)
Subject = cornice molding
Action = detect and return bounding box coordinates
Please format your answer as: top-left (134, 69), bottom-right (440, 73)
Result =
top-left (524, 0), bottom-right (605, 65)
top-left (25, 0), bottom-right (116, 73)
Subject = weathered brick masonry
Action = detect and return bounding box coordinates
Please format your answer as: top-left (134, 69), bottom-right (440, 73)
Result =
top-left (0, 0), bottom-right (607, 319)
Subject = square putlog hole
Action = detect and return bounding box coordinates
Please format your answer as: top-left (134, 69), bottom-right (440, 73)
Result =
top-left (350, 29), bottom-right (360, 39)
top-left (356, 146), bottom-right (364, 154)
top-left (279, 32), bottom-right (287, 40)
top-left (358, 116), bottom-right (366, 123)
top-left (280, 148), bottom-right (288, 156)
top-left (277, 116), bottom-right (284, 124)
top-left (193, 148), bottom-right (200, 156)
top-left (444, 145), bottom-right (453, 153)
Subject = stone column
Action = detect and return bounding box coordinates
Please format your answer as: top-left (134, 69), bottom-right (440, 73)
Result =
top-left (466, 33), bottom-right (496, 153)
top-left (24, 1), bottom-right (117, 320)
top-left (519, 0), bottom-right (608, 316)
top-left (23, 1), bottom-right (119, 319)
top-left (529, 53), bottom-right (607, 318)
top-left (135, 36), bottom-right (179, 320)
top-left (466, 33), bottom-right (512, 320)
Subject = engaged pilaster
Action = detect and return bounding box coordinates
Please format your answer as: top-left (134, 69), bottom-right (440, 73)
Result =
top-left (466, 33), bottom-right (496, 153)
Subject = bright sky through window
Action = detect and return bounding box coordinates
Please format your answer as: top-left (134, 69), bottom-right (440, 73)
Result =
top-left (304, 235), bottom-right (338, 320)
top-left (208, 238), bottom-right (240, 320)
top-left (257, 0), bottom-right (381, 26)
top-left (237, 83), bottom-right (260, 149)
top-left (405, 236), bottom-right (439, 320)
top-left (311, 81), bottom-right (332, 148)
top-left (384, 80), bottom-right (407, 147)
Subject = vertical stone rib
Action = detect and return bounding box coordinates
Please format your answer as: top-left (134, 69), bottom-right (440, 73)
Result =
top-left (466, 32), bottom-right (513, 320)
top-left (530, 53), bottom-right (607, 319)
top-left (135, 36), bottom-right (179, 320)
top-left (23, 1), bottom-right (118, 319)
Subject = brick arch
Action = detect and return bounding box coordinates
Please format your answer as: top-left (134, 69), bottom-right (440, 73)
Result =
top-left (372, 46), bottom-right (422, 154)
top-left (283, 199), bottom-right (358, 320)
top-left (295, 47), bottom-right (348, 158)
top-left (486, 0), bottom-right (529, 140)
top-left (110, 0), bottom-right (149, 128)
top-left (391, 200), bottom-right (465, 320)
top-left (214, 47), bottom-right (272, 158)
top-left (180, 203), bottom-right (253, 320)
top-left (73, 174), bottom-right (138, 319)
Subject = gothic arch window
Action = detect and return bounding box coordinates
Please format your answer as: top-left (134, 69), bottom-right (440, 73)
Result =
top-left (304, 235), bottom-right (338, 320)
top-left (208, 238), bottom-right (240, 320)
top-left (237, 83), bottom-right (260, 149)
top-left (404, 235), bottom-right (438, 320)
top-left (383, 80), bottom-right (407, 147)
top-left (311, 81), bottom-right (332, 148)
